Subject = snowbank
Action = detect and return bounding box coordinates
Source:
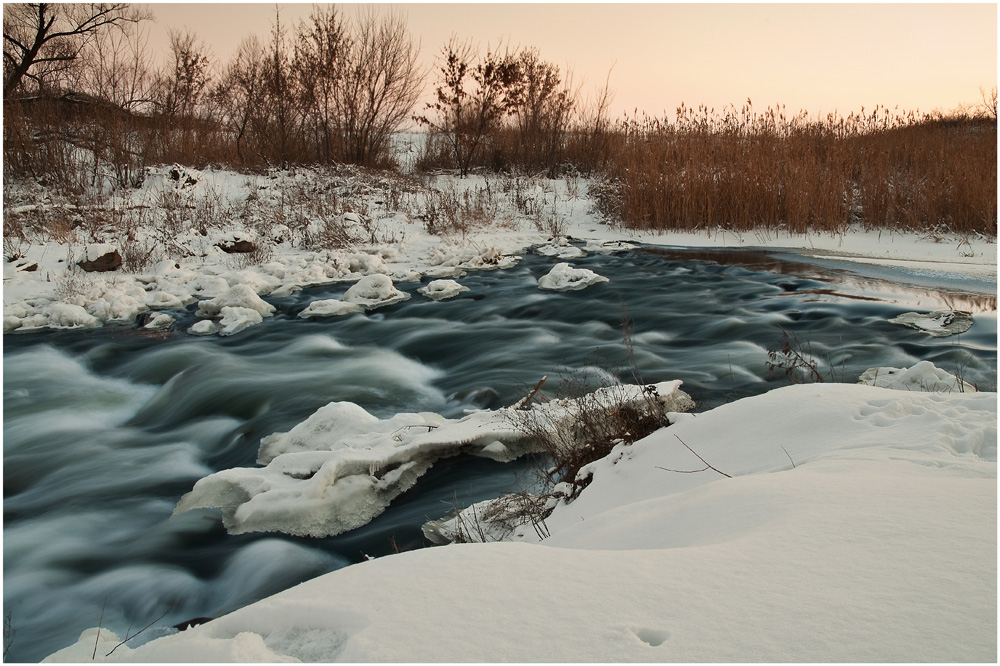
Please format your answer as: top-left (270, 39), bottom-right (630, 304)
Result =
top-left (49, 381), bottom-right (997, 663)
top-left (4, 166), bottom-right (995, 335)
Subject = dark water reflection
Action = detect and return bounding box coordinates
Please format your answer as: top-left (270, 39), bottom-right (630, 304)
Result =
top-left (3, 246), bottom-right (996, 661)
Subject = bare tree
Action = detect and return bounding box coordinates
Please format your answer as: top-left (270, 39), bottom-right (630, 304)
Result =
top-left (416, 37), bottom-right (518, 176)
top-left (217, 34), bottom-right (267, 164)
top-left (509, 48), bottom-right (577, 172)
top-left (979, 85), bottom-right (997, 120)
top-left (151, 29), bottom-right (214, 161)
top-left (335, 7), bottom-right (424, 166)
top-left (157, 29), bottom-right (212, 118)
top-left (3, 3), bottom-right (147, 98)
top-left (78, 18), bottom-right (154, 111)
top-left (293, 5), bottom-right (348, 162)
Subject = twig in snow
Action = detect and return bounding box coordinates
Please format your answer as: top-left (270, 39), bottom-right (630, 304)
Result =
top-left (93, 599), bottom-right (106, 660)
top-left (781, 445), bottom-right (796, 469)
top-left (513, 375), bottom-right (548, 410)
top-left (105, 608), bottom-right (172, 657)
top-left (656, 435), bottom-right (732, 478)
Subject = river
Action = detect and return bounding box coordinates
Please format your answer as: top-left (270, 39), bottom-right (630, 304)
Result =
top-left (3, 246), bottom-right (996, 662)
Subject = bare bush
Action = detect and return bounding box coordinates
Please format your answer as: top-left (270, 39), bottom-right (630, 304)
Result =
top-left (509, 373), bottom-right (672, 499)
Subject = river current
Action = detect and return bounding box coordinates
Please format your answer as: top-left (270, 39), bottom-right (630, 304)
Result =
top-left (3, 246), bottom-right (996, 662)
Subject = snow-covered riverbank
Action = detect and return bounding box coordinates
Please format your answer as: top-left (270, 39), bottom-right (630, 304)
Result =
top-left (5, 165), bottom-right (996, 337)
top-left (45, 382), bottom-right (996, 662)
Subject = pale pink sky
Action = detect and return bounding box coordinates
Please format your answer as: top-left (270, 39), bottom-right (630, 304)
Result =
top-left (146, 3), bottom-right (997, 118)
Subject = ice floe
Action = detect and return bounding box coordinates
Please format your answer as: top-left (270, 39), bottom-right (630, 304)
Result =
top-left (537, 262), bottom-right (610, 291)
top-left (889, 309), bottom-right (973, 336)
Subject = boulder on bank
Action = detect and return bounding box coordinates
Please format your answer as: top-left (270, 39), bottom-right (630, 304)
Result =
top-left (77, 250), bottom-right (122, 272)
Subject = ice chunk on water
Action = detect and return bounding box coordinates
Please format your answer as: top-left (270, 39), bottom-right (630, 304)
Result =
top-left (417, 279), bottom-right (469, 301)
top-left (196, 284), bottom-right (275, 318)
top-left (537, 262), bottom-right (609, 291)
top-left (45, 303), bottom-right (100, 328)
top-left (218, 306), bottom-right (264, 336)
top-left (889, 309), bottom-right (973, 337)
top-left (299, 299), bottom-right (365, 318)
top-left (188, 320), bottom-right (221, 336)
top-left (341, 274), bottom-right (410, 309)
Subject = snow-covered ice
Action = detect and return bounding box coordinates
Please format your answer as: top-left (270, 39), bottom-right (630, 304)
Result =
top-left (417, 278), bottom-right (469, 300)
top-left (196, 284), bottom-right (276, 319)
top-left (171, 381), bottom-right (694, 538)
top-left (858, 359), bottom-right (979, 393)
top-left (889, 308), bottom-right (974, 336)
top-left (537, 261), bottom-right (610, 291)
top-left (298, 299), bottom-right (364, 318)
top-left (339, 274), bottom-right (410, 309)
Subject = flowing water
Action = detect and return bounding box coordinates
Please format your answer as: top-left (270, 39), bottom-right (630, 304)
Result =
top-left (3, 247), bottom-right (996, 662)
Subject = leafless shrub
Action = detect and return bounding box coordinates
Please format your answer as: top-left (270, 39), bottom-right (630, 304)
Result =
top-left (765, 328), bottom-right (848, 384)
top-left (479, 490), bottom-right (552, 540)
top-left (225, 241), bottom-right (274, 269)
top-left (509, 370), bottom-right (669, 499)
top-left (3, 610), bottom-right (13, 661)
top-left (416, 182), bottom-right (499, 236)
top-left (449, 491), bottom-right (552, 544)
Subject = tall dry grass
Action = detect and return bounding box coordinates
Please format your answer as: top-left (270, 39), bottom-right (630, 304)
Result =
top-left (590, 104), bottom-right (996, 236)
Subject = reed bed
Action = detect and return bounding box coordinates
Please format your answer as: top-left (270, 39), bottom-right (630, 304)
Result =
top-left (591, 104), bottom-right (996, 236)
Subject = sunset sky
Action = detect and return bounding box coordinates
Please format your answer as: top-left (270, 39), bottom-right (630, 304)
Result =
top-left (145, 3), bottom-right (998, 119)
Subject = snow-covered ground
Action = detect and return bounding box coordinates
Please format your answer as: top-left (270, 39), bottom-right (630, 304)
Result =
top-left (7, 163), bottom-right (995, 662)
top-left (45, 382), bottom-right (996, 662)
